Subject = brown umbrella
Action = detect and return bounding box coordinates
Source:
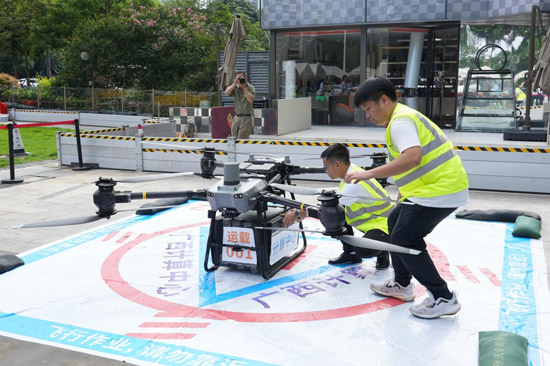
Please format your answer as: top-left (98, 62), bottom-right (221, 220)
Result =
top-left (533, 26), bottom-right (550, 93)
top-left (217, 15), bottom-right (246, 91)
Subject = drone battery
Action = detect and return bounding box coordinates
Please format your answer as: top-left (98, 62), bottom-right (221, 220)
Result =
top-left (208, 207), bottom-right (305, 279)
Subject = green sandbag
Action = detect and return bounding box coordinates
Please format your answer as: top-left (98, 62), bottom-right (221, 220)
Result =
top-left (479, 331), bottom-right (528, 366)
top-left (512, 215), bottom-right (542, 239)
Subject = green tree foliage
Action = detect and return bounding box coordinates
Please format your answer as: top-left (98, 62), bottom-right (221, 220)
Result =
top-left (460, 24), bottom-right (532, 74)
top-left (1, 0), bottom-right (268, 91)
top-left (204, 0), bottom-right (268, 51)
top-left (59, 3), bottom-right (216, 90)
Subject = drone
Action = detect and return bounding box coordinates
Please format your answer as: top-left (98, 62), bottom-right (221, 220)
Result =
top-left (17, 144), bottom-right (418, 279)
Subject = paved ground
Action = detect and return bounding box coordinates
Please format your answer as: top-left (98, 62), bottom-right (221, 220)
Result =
top-left (0, 161), bottom-right (549, 365)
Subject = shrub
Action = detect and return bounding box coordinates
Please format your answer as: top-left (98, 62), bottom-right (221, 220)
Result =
top-left (0, 73), bottom-right (20, 89)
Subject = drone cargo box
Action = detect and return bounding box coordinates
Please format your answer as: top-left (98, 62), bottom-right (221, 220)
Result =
top-left (206, 207), bottom-right (306, 279)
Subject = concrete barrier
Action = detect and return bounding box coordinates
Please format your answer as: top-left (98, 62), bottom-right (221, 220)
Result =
top-left (14, 110), bottom-right (79, 122)
top-left (56, 129), bottom-right (550, 194)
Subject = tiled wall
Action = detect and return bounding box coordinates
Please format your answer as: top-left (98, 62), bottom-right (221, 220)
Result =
top-left (366, 0), bottom-right (446, 23)
top-left (170, 107), bottom-right (278, 136)
top-left (262, 0), bottom-right (544, 27)
top-left (262, 0), bottom-right (366, 28)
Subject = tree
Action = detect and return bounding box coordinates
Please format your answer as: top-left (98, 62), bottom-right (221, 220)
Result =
top-left (204, 0), bottom-right (268, 51)
top-left (59, 3), bottom-right (216, 90)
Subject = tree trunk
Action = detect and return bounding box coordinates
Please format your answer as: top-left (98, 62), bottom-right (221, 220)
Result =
top-left (12, 52), bottom-right (19, 78)
top-left (24, 50), bottom-right (30, 86)
top-left (46, 49), bottom-right (52, 78)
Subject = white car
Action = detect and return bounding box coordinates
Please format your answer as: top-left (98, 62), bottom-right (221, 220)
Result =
top-left (19, 78), bottom-right (38, 89)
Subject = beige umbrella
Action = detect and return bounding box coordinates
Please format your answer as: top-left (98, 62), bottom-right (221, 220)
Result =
top-left (217, 15), bottom-right (246, 91)
top-left (533, 26), bottom-right (550, 93)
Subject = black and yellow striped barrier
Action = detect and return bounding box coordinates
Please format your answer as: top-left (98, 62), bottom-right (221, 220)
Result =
top-left (518, 105), bottom-right (544, 110)
top-left (142, 148), bottom-right (227, 155)
top-left (60, 133), bottom-right (134, 141)
top-left (455, 146), bottom-right (550, 153)
top-left (59, 134), bottom-right (550, 154)
top-left (15, 110), bottom-right (77, 114)
top-left (81, 127), bottom-right (125, 135)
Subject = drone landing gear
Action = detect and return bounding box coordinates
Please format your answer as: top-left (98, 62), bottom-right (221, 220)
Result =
top-left (204, 207), bottom-right (307, 280)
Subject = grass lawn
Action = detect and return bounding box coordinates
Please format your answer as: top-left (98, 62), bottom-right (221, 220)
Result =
top-left (0, 127), bottom-right (73, 168)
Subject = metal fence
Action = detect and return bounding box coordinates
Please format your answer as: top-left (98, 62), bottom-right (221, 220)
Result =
top-left (0, 86), bottom-right (220, 117)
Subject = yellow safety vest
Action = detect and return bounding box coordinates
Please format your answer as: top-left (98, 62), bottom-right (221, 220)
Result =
top-left (338, 165), bottom-right (393, 234)
top-left (515, 88), bottom-right (526, 101)
top-left (385, 103), bottom-right (469, 200)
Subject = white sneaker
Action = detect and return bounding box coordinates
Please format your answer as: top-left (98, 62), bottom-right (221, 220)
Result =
top-left (370, 279), bottom-right (415, 302)
top-left (409, 290), bottom-right (461, 319)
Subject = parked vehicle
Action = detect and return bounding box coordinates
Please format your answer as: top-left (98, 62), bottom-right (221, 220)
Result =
top-left (19, 78), bottom-right (38, 89)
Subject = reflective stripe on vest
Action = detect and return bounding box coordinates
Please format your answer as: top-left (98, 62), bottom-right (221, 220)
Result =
top-left (395, 149), bottom-right (457, 187)
top-left (338, 165), bottom-right (392, 234)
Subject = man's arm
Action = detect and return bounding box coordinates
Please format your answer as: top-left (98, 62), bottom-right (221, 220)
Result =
top-left (225, 76), bottom-right (240, 96)
top-left (345, 146), bottom-right (422, 183)
top-left (241, 84), bottom-right (255, 104)
top-left (224, 83), bottom-right (236, 97)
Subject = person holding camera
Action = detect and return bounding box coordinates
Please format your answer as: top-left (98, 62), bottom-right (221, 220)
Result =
top-left (225, 71), bottom-right (256, 139)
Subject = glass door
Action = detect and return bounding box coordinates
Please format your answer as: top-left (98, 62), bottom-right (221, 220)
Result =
top-left (425, 25), bottom-right (460, 128)
top-left (366, 25), bottom-right (459, 128)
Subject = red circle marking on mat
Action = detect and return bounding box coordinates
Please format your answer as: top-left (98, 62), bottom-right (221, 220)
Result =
top-left (102, 222), bottom-right (438, 323)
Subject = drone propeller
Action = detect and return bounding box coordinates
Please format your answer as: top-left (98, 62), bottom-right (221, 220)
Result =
top-left (142, 141), bottom-right (280, 159)
top-left (14, 204), bottom-right (187, 229)
top-left (14, 215), bottom-right (107, 229)
top-left (270, 183), bottom-right (410, 205)
top-left (340, 235), bottom-right (421, 255)
top-left (301, 153), bottom-right (386, 161)
top-left (270, 183), bottom-right (337, 196)
top-left (30, 172), bottom-right (195, 203)
top-left (252, 227), bottom-right (420, 255)
top-left (254, 226), bottom-right (325, 234)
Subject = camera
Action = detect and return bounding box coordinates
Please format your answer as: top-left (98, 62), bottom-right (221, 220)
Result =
top-left (239, 77), bottom-right (246, 84)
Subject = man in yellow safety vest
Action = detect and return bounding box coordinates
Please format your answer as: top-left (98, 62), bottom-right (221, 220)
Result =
top-left (346, 76), bottom-right (469, 319)
top-left (282, 143), bottom-right (393, 270)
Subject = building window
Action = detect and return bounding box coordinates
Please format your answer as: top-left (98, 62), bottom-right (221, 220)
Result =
top-left (275, 29), bottom-right (361, 125)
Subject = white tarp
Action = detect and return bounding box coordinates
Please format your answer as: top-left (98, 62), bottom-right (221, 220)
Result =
top-left (0, 200), bottom-right (548, 366)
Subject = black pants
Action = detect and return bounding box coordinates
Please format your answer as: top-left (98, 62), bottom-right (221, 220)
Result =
top-left (341, 224), bottom-right (389, 258)
top-left (388, 201), bottom-right (456, 300)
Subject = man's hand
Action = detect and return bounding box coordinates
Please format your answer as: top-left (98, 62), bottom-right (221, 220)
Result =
top-left (233, 76), bottom-right (240, 86)
top-left (344, 170), bottom-right (371, 184)
top-left (281, 209), bottom-right (305, 227)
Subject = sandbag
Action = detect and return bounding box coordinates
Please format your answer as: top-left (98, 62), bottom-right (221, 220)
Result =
top-left (0, 254), bottom-right (25, 274)
top-left (455, 209), bottom-right (541, 223)
top-left (478, 331), bottom-right (528, 366)
top-left (513, 215), bottom-right (542, 239)
top-left (135, 197), bottom-right (189, 215)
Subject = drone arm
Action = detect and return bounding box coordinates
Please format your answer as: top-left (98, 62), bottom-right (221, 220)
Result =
top-left (114, 190), bottom-right (208, 203)
top-left (260, 193), bottom-right (320, 219)
top-left (289, 166), bottom-right (326, 175)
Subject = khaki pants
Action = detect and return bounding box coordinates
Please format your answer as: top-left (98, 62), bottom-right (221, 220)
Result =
top-left (231, 115), bottom-right (253, 139)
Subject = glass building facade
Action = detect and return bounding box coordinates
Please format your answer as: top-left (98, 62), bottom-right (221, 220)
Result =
top-left (264, 0), bottom-right (548, 129)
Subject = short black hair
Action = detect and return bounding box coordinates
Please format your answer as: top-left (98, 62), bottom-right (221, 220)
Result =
top-left (236, 71), bottom-right (246, 77)
top-left (353, 76), bottom-right (397, 108)
top-left (320, 143), bottom-right (350, 165)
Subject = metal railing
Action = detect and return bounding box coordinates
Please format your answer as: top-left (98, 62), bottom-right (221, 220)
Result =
top-left (0, 86), bottom-right (220, 117)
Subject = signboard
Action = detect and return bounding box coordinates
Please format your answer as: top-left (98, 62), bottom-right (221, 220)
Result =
top-left (269, 225), bottom-right (300, 265)
top-left (221, 227), bottom-right (256, 265)
top-left (13, 128), bottom-right (29, 156)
